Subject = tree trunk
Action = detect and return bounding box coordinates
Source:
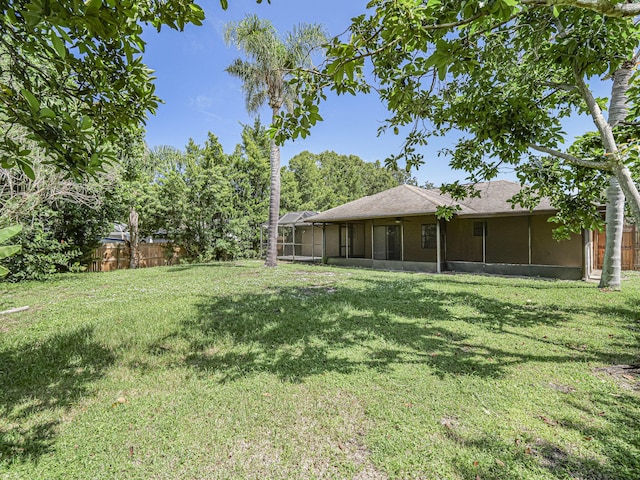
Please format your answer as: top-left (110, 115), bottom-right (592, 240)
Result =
top-left (573, 59), bottom-right (638, 288)
top-left (599, 177), bottom-right (624, 289)
top-left (264, 108), bottom-right (281, 267)
top-left (128, 207), bottom-right (140, 269)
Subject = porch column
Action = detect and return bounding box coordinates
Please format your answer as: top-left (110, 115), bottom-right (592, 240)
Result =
top-left (436, 219), bottom-right (442, 273)
top-left (528, 216), bottom-right (532, 265)
top-left (482, 220), bottom-right (486, 264)
top-left (322, 224), bottom-right (326, 259)
top-left (401, 219), bottom-right (405, 261)
top-left (371, 219), bottom-right (375, 260)
top-left (312, 223), bottom-right (315, 259)
top-left (292, 225), bottom-right (296, 260)
top-left (346, 222), bottom-right (350, 259)
top-left (582, 229), bottom-right (592, 281)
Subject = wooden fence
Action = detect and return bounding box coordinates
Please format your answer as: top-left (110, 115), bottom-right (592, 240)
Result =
top-left (89, 243), bottom-right (184, 272)
top-left (594, 224), bottom-right (640, 271)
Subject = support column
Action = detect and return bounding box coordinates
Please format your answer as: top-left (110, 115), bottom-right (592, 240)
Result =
top-left (583, 229), bottom-right (592, 280)
top-left (436, 220), bottom-right (442, 273)
top-left (260, 226), bottom-right (263, 258)
top-left (322, 224), bottom-right (326, 260)
top-left (401, 219), bottom-right (405, 262)
top-left (528, 216), bottom-right (532, 265)
top-left (292, 225), bottom-right (296, 260)
top-left (371, 219), bottom-right (375, 260)
top-left (482, 220), bottom-right (486, 264)
top-left (312, 223), bottom-right (315, 260)
top-left (346, 222), bottom-right (350, 259)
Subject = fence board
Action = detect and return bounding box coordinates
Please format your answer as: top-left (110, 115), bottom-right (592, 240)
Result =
top-left (90, 243), bottom-right (184, 272)
top-left (594, 224), bottom-right (639, 271)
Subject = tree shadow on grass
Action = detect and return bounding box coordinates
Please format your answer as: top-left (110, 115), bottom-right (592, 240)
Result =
top-left (177, 275), bottom-right (633, 383)
top-left (443, 387), bottom-right (640, 480)
top-left (168, 273), bottom-right (640, 477)
top-left (0, 327), bottom-right (115, 464)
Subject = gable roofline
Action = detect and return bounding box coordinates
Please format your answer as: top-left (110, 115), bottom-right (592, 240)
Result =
top-left (306, 180), bottom-right (556, 223)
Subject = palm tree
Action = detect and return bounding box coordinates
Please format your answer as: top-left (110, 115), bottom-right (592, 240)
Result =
top-left (225, 15), bottom-right (325, 267)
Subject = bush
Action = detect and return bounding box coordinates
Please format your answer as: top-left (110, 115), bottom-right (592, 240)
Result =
top-left (2, 216), bottom-right (83, 282)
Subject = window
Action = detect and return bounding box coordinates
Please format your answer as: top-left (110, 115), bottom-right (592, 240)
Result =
top-left (421, 224), bottom-right (437, 249)
top-left (473, 221), bottom-right (487, 237)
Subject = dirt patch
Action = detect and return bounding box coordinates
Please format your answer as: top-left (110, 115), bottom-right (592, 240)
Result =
top-left (593, 365), bottom-right (640, 391)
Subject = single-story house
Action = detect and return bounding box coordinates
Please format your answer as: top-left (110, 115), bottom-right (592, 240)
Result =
top-left (261, 211), bottom-right (323, 260)
top-left (101, 223), bottom-right (168, 244)
top-left (305, 181), bottom-right (594, 280)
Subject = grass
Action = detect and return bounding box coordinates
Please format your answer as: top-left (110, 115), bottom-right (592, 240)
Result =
top-left (0, 261), bottom-right (639, 479)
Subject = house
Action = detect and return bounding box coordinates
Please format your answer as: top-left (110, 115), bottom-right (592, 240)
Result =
top-left (261, 211), bottom-right (323, 261)
top-left (305, 181), bottom-right (593, 280)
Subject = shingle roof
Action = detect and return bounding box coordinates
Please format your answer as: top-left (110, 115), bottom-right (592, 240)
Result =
top-left (306, 181), bottom-right (555, 223)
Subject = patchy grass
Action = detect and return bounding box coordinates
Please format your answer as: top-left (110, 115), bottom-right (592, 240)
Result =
top-left (0, 261), bottom-right (639, 479)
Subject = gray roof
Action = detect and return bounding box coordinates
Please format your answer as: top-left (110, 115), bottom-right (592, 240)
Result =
top-left (306, 181), bottom-right (555, 223)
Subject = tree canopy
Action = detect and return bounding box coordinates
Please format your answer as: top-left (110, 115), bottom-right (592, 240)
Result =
top-left (280, 0), bottom-right (640, 217)
top-left (0, 1), bottom-right (271, 179)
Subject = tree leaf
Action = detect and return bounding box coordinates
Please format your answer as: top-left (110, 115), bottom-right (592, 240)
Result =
top-left (0, 225), bottom-right (22, 244)
top-left (85, 0), bottom-right (102, 11)
top-left (38, 107), bottom-right (56, 119)
top-left (18, 161), bottom-right (36, 180)
top-left (21, 89), bottom-right (40, 112)
top-left (81, 116), bottom-right (93, 130)
top-left (50, 31), bottom-right (66, 58)
top-left (0, 245), bottom-right (21, 261)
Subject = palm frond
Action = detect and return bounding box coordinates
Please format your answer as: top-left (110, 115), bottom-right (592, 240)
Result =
top-left (225, 15), bottom-right (325, 116)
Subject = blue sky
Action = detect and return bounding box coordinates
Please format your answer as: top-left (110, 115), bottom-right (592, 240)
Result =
top-left (141, 0), bottom-right (596, 187)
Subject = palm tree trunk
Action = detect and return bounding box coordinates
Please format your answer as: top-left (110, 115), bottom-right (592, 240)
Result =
top-left (265, 108), bottom-right (281, 267)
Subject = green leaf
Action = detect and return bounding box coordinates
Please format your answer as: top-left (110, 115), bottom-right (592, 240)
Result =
top-left (81, 116), bottom-right (93, 130)
top-left (38, 107), bottom-right (56, 119)
top-left (0, 265), bottom-right (8, 277)
top-left (0, 244), bottom-right (21, 261)
top-left (21, 89), bottom-right (40, 112)
top-left (0, 225), bottom-right (22, 244)
top-left (552, 6), bottom-right (559, 17)
top-left (18, 160), bottom-right (36, 180)
top-left (219, 0), bottom-right (229, 10)
top-left (85, 0), bottom-right (102, 11)
top-left (50, 31), bottom-right (66, 58)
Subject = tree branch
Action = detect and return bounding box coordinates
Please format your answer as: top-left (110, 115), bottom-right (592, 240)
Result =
top-left (572, 65), bottom-right (618, 153)
top-left (521, 0), bottom-right (640, 17)
top-left (539, 81), bottom-right (577, 91)
top-left (529, 144), bottom-right (611, 169)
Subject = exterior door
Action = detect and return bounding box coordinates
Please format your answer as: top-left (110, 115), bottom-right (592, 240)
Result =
top-left (373, 225), bottom-right (401, 260)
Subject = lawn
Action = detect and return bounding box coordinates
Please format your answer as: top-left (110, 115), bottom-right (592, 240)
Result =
top-left (0, 261), bottom-right (639, 479)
